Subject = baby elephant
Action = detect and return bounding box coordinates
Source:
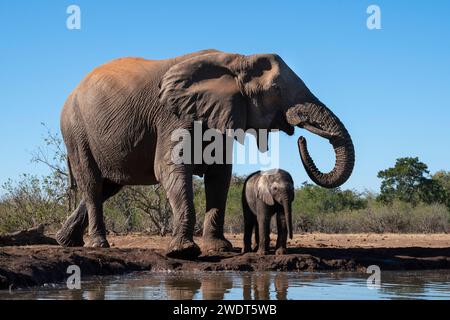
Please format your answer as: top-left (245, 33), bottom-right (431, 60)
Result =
top-left (242, 169), bottom-right (294, 255)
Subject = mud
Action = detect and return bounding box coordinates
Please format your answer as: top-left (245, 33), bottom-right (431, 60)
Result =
top-left (1, 233), bottom-right (450, 289)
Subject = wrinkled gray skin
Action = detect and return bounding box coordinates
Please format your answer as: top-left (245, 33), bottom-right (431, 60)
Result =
top-left (55, 49), bottom-right (354, 259)
top-left (242, 169), bottom-right (294, 255)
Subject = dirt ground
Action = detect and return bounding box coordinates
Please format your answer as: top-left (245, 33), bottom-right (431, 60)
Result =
top-left (1, 233), bottom-right (450, 289)
top-left (110, 232), bottom-right (450, 250)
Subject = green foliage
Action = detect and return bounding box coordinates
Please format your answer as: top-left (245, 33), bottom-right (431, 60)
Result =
top-left (433, 171), bottom-right (450, 190)
top-left (291, 183), bottom-right (367, 232)
top-left (1, 127), bottom-right (449, 235)
top-left (104, 185), bottom-right (172, 235)
top-left (193, 177), bottom-right (206, 234)
top-left (301, 201), bottom-right (450, 234)
top-left (0, 173), bottom-right (68, 233)
top-left (223, 175), bottom-right (246, 233)
top-left (432, 171), bottom-right (450, 209)
top-left (377, 157), bottom-right (447, 206)
top-left (294, 182), bottom-right (367, 214)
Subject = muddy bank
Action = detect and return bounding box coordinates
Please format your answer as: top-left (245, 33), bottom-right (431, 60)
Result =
top-left (1, 233), bottom-right (450, 289)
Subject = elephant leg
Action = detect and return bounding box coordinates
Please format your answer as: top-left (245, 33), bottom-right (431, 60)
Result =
top-left (275, 213), bottom-right (287, 255)
top-left (243, 207), bottom-right (254, 253)
top-left (56, 200), bottom-right (88, 247)
top-left (159, 165), bottom-right (200, 259)
top-left (253, 220), bottom-right (259, 252)
top-left (56, 181), bottom-right (122, 247)
top-left (154, 124), bottom-right (200, 259)
top-left (256, 202), bottom-right (270, 255)
top-left (242, 274), bottom-right (252, 300)
top-left (202, 163), bottom-right (233, 253)
top-left (83, 178), bottom-right (110, 247)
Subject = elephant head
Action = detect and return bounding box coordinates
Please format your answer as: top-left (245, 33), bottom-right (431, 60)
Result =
top-left (159, 50), bottom-right (354, 188)
top-left (256, 169), bottom-right (294, 239)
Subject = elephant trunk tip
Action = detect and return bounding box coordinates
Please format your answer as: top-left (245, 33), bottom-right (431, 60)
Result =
top-left (297, 130), bottom-right (354, 189)
top-left (286, 102), bottom-right (355, 189)
top-left (299, 136), bottom-right (306, 144)
top-left (282, 198), bottom-right (293, 241)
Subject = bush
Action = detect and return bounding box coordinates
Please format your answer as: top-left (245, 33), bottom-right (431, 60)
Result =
top-left (291, 200), bottom-right (450, 234)
top-left (294, 183), bottom-right (367, 215)
top-left (0, 173), bottom-right (69, 233)
top-left (1, 127), bottom-right (449, 236)
top-left (2, 171), bottom-right (449, 235)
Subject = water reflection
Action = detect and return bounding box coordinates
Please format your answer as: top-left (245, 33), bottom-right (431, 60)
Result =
top-left (165, 277), bottom-right (201, 299)
top-left (200, 274), bottom-right (233, 300)
top-left (2, 270), bottom-right (450, 300)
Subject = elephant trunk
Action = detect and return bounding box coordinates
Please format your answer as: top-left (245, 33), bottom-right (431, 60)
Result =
top-left (286, 103), bottom-right (355, 189)
top-left (282, 198), bottom-right (293, 240)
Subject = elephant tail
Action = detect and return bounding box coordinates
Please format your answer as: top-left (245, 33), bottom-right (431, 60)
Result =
top-left (67, 157), bottom-right (77, 190)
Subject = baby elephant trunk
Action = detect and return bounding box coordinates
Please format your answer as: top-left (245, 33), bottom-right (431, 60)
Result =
top-left (282, 198), bottom-right (293, 239)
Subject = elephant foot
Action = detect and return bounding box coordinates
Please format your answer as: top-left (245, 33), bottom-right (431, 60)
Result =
top-left (56, 201), bottom-right (88, 247)
top-left (201, 236), bottom-right (233, 253)
top-left (242, 245), bottom-right (252, 253)
top-left (167, 238), bottom-right (201, 260)
top-left (257, 249), bottom-right (268, 255)
top-left (86, 234), bottom-right (110, 248)
top-left (55, 226), bottom-right (85, 247)
top-left (275, 247), bottom-right (287, 255)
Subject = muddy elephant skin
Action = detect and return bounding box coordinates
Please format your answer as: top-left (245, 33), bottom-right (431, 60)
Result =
top-left (55, 49), bottom-right (354, 259)
top-left (242, 169), bottom-right (295, 255)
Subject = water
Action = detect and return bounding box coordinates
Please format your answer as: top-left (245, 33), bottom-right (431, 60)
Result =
top-left (1, 270), bottom-right (450, 300)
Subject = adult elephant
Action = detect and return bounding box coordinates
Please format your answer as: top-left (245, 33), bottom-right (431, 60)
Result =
top-left (56, 49), bottom-right (355, 259)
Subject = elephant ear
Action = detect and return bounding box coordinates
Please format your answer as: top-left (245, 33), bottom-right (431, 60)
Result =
top-left (256, 174), bottom-right (274, 206)
top-left (236, 54), bottom-right (280, 152)
top-left (159, 52), bottom-right (247, 137)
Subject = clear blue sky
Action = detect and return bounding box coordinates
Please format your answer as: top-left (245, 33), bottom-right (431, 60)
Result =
top-left (1, 0), bottom-right (449, 192)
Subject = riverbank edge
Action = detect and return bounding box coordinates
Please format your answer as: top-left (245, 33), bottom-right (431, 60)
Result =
top-left (1, 244), bottom-right (450, 290)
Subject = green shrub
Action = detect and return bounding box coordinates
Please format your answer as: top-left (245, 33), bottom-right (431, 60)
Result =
top-left (0, 174), bottom-right (68, 233)
top-left (1, 129), bottom-right (449, 236)
top-left (291, 201), bottom-right (450, 234)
